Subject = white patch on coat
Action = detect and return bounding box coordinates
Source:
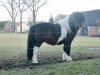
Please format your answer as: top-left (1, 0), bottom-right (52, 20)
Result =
top-left (63, 51), bottom-right (72, 62)
top-left (57, 15), bottom-right (71, 44)
top-left (32, 46), bottom-right (39, 63)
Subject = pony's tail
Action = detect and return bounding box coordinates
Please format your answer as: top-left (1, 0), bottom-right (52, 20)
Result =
top-left (27, 26), bottom-right (35, 62)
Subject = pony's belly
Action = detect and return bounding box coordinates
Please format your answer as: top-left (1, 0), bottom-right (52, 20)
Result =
top-left (44, 38), bottom-right (58, 45)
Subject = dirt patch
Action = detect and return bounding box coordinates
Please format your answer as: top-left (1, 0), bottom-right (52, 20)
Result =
top-left (0, 51), bottom-right (100, 70)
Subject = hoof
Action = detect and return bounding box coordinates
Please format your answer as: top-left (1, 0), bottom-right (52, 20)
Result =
top-left (32, 60), bottom-right (38, 64)
top-left (63, 55), bottom-right (72, 62)
top-left (66, 57), bottom-right (72, 62)
top-left (27, 60), bottom-right (33, 64)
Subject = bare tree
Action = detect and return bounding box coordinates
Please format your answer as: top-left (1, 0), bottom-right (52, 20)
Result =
top-left (0, 0), bottom-right (19, 33)
top-left (15, 0), bottom-right (29, 33)
top-left (23, 0), bottom-right (47, 25)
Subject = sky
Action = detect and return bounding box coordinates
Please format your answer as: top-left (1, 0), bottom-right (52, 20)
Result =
top-left (0, 0), bottom-right (100, 22)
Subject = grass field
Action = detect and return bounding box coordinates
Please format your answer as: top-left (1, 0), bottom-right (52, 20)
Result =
top-left (0, 33), bottom-right (100, 75)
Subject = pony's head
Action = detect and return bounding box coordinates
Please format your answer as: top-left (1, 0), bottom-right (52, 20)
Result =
top-left (69, 12), bottom-right (85, 32)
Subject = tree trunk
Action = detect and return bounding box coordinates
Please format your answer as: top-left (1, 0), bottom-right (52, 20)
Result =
top-left (20, 10), bottom-right (23, 33)
top-left (11, 16), bottom-right (14, 33)
top-left (32, 3), bottom-right (36, 25)
top-left (32, 11), bottom-right (36, 25)
top-left (13, 18), bottom-right (16, 33)
top-left (11, 0), bottom-right (16, 33)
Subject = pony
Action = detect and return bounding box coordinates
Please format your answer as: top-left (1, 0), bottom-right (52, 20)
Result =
top-left (27, 12), bottom-right (85, 63)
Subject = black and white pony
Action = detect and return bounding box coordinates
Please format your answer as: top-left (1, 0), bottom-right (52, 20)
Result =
top-left (27, 12), bottom-right (85, 63)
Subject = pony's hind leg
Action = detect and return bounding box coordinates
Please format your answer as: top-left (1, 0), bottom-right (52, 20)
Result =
top-left (27, 32), bottom-right (34, 62)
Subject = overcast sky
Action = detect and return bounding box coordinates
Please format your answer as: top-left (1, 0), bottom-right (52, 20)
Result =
top-left (0, 0), bottom-right (100, 22)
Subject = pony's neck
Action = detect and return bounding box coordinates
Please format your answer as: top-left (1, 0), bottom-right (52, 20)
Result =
top-left (59, 15), bottom-right (71, 32)
top-left (57, 15), bottom-right (71, 43)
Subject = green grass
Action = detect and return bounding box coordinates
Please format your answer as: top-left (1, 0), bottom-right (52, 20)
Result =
top-left (0, 59), bottom-right (100, 75)
top-left (0, 33), bottom-right (100, 75)
top-left (0, 33), bottom-right (27, 58)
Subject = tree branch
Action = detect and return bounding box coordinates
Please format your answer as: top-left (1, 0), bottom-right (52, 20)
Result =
top-left (0, 0), bottom-right (12, 17)
top-left (22, 0), bottom-right (32, 11)
top-left (14, 10), bottom-right (19, 18)
top-left (7, 0), bottom-right (12, 6)
top-left (36, 0), bottom-right (47, 12)
top-left (37, 0), bottom-right (41, 3)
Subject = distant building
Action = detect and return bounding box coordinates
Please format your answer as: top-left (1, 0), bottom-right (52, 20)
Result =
top-left (1, 21), bottom-right (29, 33)
top-left (16, 22), bottom-right (29, 33)
top-left (81, 9), bottom-right (100, 36)
top-left (2, 21), bottom-right (12, 32)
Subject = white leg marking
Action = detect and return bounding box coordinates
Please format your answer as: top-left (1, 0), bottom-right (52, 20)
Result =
top-left (63, 51), bottom-right (72, 62)
top-left (32, 46), bottom-right (39, 63)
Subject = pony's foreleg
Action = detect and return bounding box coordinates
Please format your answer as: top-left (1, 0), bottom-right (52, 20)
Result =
top-left (63, 42), bottom-right (72, 62)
